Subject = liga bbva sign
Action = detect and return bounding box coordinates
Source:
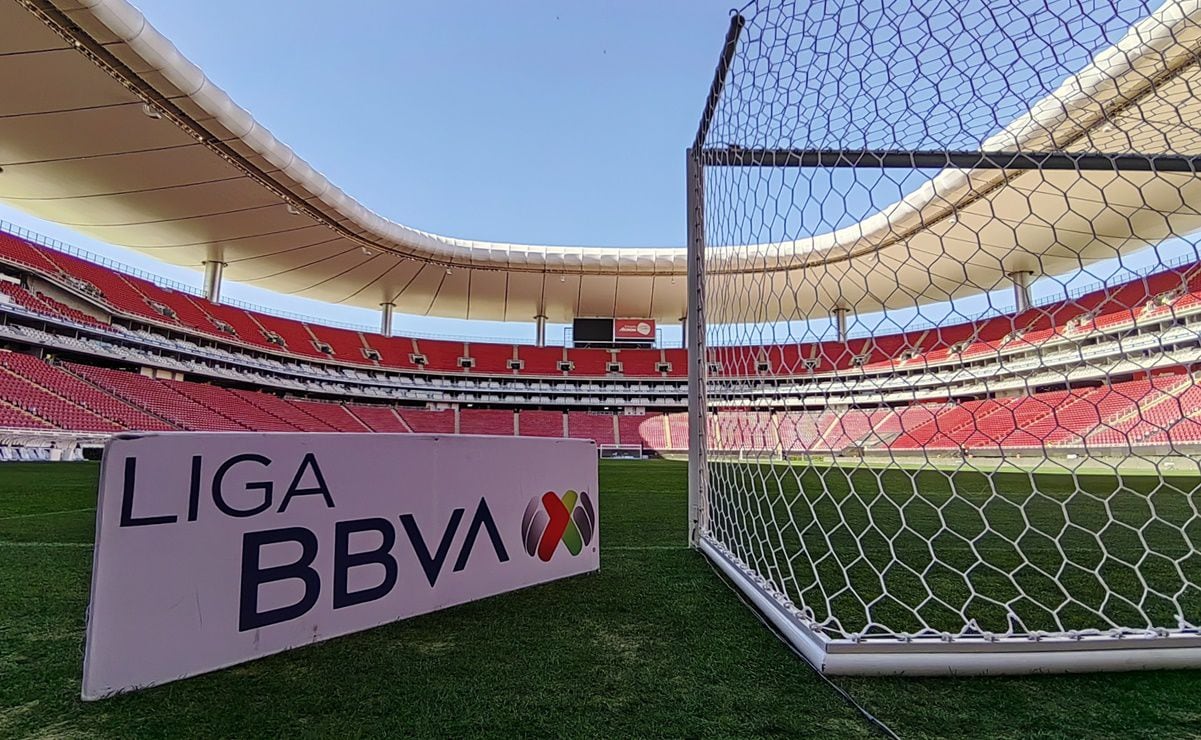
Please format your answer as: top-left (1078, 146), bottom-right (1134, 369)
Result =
top-left (82, 433), bottom-right (598, 700)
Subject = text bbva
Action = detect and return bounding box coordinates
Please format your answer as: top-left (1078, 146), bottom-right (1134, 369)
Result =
top-left (115, 453), bottom-right (510, 631)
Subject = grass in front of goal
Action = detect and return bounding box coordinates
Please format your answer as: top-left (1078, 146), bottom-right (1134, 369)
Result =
top-left (708, 461), bottom-right (1201, 639)
top-left (1, 460), bottom-right (1200, 737)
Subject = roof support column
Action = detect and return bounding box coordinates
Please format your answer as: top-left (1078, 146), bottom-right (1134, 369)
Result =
top-left (380, 302), bottom-right (395, 337)
top-left (534, 314), bottom-right (548, 347)
top-left (202, 260), bottom-right (225, 304)
top-left (833, 307), bottom-right (849, 342)
top-left (1008, 270), bottom-right (1035, 313)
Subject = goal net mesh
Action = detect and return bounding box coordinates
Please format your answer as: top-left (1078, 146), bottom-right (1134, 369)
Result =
top-left (697, 0), bottom-right (1201, 652)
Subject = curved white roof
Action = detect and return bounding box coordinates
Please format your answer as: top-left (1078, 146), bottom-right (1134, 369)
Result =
top-left (1, 0), bottom-right (1200, 323)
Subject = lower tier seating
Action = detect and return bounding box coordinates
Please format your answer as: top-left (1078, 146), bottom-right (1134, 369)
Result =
top-left (0, 353), bottom-right (1194, 455)
top-left (347, 404), bottom-right (410, 433)
top-left (459, 409), bottom-right (514, 436)
top-left (518, 410), bottom-right (564, 437)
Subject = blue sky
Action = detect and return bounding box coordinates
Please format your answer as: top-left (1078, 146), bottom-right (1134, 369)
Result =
top-left (0, 0), bottom-right (740, 344)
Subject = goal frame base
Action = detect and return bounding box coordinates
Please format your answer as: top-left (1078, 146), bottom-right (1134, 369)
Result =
top-left (699, 536), bottom-right (1201, 676)
top-left (597, 444), bottom-right (645, 459)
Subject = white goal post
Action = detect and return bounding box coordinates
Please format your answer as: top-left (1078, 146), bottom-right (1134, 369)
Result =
top-left (686, 1), bottom-right (1201, 675)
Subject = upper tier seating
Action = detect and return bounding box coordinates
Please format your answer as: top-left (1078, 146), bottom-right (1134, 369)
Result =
top-left (37, 248), bottom-right (166, 324)
top-left (34, 291), bottom-right (110, 330)
top-left (0, 282), bottom-right (108, 329)
top-left (190, 300), bottom-right (278, 350)
top-left (415, 339), bottom-right (465, 373)
top-left (313, 326), bottom-right (373, 364)
top-left (251, 313), bottom-right (327, 359)
top-left (3, 229), bottom-right (1199, 383)
top-left (468, 342), bottom-right (516, 375)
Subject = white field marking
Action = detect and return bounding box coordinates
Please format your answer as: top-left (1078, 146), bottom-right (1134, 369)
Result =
top-left (0, 507), bottom-right (95, 521)
top-left (0, 541), bottom-right (92, 548)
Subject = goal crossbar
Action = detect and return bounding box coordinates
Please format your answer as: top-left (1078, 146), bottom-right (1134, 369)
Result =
top-left (699, 148), bottom-right (1201, 172)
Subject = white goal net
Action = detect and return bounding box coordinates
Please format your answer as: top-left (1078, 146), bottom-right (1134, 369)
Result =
top-left (688, 0), bottom-right (1201, 674)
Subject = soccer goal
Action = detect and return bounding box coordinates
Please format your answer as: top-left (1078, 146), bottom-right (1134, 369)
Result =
top-left (686, 0), bottom-right (1201, 675)
top-left (599, 444), bottom-right (645, 460)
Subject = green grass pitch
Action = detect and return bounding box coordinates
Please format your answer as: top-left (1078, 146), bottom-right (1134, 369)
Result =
top-left (2, 459), bottom-right (1201, 737)
top-left (707, 463), bottom-right (1201, 639)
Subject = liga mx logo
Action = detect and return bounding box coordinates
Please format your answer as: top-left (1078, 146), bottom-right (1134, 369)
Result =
top-left (522, 490), bottom-right (595, 562)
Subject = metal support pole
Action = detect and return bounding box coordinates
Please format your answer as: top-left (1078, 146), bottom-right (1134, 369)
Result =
top-left (686, 150), bottom-right (708, 547)
top-left (684, 12), bottom-right (741, 548)
top-left (680, 315), bottom-right (687, 349)
top-left (535, 314), bottom-right (547, 347)
top-left (380, 302), bottom-right (395, 337)
top-left (1008, 271), bottom-right (1034, 313)
top-left (202, 260), bottom-right (225, 304)
top-left (834, 307), bottom-right (849, 342)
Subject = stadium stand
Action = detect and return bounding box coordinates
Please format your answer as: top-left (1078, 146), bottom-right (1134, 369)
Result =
top-left (163, 380), bottom-right (300, 432)
top-left (666, 414), bottom-right (689, 449)
top-left (0, 359), bottom-right (121, 433)
top-left (459, 408), bottom-right (515, 436)
top-left (232, 390), bottom-right (339, 432)
top-left (469, 342), bottom-right (517, 375)
top-left (1, 228), bottom-right (1201, 458)
top-left (617, 414), bottom-right (670, 449)
top-left (0, 353), bottom-right (169, 432)
top-left (9, 223), bottom-right (1191, 383)
top-left (349, 404), bottom-right (411, 433)
top-left (568, 412), bottom-right (617, 445)
top-left (397, 408), bottom-right (456, 434)
top-left (416, 339), bottom-right (466, 373)
top-left (518, 410), bottom-right (565, 437)
top-left (63, 364), bottom-right (248, 431)
top-left (291, 400), bottom-right (371, 432)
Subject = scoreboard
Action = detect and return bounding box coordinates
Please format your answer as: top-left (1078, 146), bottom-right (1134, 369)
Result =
top-left (572, 318), bottom-right (656, 347)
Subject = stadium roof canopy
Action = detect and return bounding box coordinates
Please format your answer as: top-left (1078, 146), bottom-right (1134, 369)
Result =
top-left (1, 0), bottom-right (1200, 325)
